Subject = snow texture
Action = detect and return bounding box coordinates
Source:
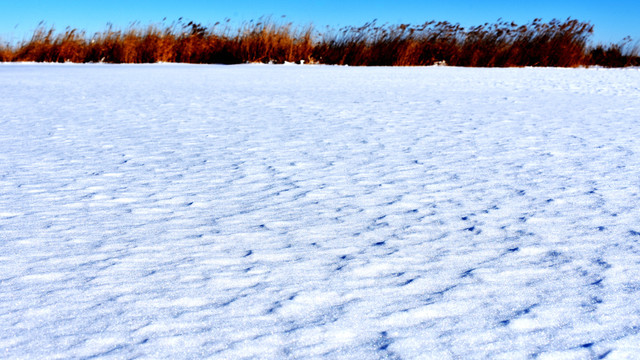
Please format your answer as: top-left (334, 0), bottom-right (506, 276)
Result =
top-left (1, 63), bottom-right (640, 359)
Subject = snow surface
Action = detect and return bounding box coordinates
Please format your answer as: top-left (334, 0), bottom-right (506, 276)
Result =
top-left (1, 63), bottom-right (640, 359)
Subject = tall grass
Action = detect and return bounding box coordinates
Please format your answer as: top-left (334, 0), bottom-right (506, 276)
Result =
top-left (0, 43), bottom-right (11, 62)
top-left (589, 37), bottom-right (640, 67)
top-left (1, 18), bottom-right (638, 67)
top-left (313, 19), bottom-right (596, 66)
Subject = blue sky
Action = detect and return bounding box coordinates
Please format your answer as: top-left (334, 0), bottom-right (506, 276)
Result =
top-left (1, 0), bottom-right (638, 46)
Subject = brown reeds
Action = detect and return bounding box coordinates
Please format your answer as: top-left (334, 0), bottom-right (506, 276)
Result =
top-left (0, 43), bottom-right (11, 62)
top-left (314, 19), bottom-right (598, 67)
top-left (10, 27), bottom-right (88, 62)
top-left (1, 18), bottom-right (638, 67)
top-left (589, 37), bottom-right (640, 67)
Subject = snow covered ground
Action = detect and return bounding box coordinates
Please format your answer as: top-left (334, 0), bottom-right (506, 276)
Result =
top-left (1, 63), bottom-right (640, 359)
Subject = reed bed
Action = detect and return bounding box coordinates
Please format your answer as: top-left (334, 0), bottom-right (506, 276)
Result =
top-left (2, 18), bottom-right (638, 67)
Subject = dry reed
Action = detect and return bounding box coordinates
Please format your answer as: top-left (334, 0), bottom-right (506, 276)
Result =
top-left (1, 18), bottom-right (638, 67)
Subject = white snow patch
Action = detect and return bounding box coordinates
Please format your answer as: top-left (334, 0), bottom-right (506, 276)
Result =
top-left (1, 64), bottom-right (640, 359)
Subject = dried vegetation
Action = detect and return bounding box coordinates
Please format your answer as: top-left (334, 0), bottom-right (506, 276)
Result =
top-left (1, 18), bottom-right (638, 67)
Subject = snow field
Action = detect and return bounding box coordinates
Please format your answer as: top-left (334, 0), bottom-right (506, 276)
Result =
top-left (1, 64), bottom-right (640, 358)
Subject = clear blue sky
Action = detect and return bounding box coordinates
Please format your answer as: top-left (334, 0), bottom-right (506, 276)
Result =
top-left (1, 0), bottom-right (638, 46)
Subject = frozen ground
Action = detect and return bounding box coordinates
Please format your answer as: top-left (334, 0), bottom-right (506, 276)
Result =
top-left (1, 63), bottom-right (640, 359)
